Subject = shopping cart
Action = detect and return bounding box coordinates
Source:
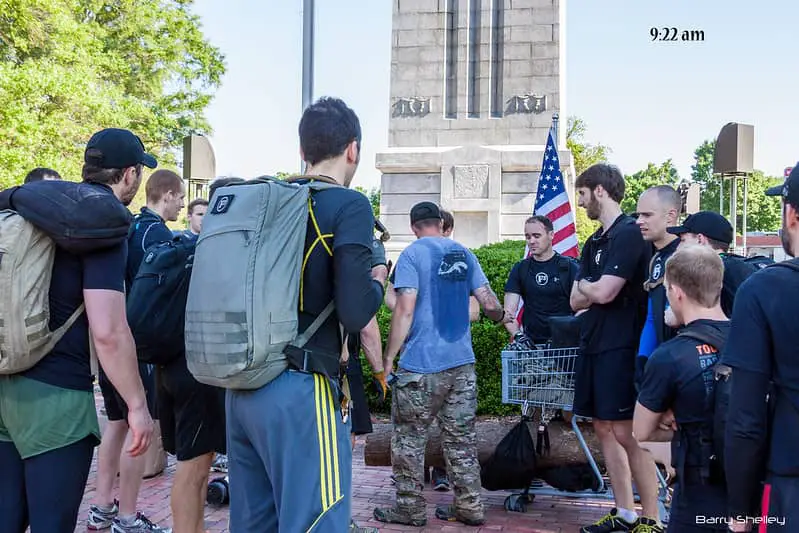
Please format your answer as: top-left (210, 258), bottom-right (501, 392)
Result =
top-left (500, 345), bottom-right (671, 523)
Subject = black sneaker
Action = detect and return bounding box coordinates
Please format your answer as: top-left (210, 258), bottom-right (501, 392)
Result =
top-left (631, 517), bottom-right (664, 533)
top-left (580, 508), bottom-right (635, 533)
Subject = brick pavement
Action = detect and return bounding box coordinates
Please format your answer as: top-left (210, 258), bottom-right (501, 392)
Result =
top-left (74, 437), bottom-right (617, 533)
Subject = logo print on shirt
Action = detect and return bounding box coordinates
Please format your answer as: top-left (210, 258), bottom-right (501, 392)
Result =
top-left (438, 251), bottom-right (468, 281)
top-left (535, 272), bottom-right (549, 286)
top-left (594, 250), bottom-right (602, 265)
top-left (652, 262), bottom-right (662, 281)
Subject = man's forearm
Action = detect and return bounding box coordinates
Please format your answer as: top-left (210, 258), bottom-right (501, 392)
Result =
top-left (576, 278), bottom-right (603, 304)
top-left (360, 316), bottom-right (383, 373)
top-left (570, 281), bottom-right (590, 311)
top-left (93, 330), bottom-right (147, 411)
top-left (384, 309), bottom-right (413, 369)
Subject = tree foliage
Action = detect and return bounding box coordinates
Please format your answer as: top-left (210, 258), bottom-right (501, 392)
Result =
top-left (619, 160), bottom-right (680, 214)
top-left (566, 116), bottom-right (609, 246)
top-left (0, 0), bottom-right (225, 188)
top-left (355, 186), bottom-right (381, 218)
top-left (690, 140), bottom-right (782, 232)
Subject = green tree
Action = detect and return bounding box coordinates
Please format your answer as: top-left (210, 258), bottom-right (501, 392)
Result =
top-left (620, 160), bottom-right (680, 214)
top-left (0, 0), bottom-right (226, 188)
top-left (355, 186), bottom-right (380, 218)
top-left (690, 140), bottom-right (782, 232)
top-left (566, 116), bottom-right (610, 246)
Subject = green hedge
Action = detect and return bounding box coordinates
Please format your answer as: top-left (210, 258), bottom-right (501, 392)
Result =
top-left (359, 239), bottom-right (528, 417)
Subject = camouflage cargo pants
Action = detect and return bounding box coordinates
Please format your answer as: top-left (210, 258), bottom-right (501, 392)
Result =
top-left (390, 363), bottom-right (483, 521)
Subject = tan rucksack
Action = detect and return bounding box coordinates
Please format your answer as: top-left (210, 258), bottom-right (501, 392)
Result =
top-left (0, 210), bottom-right (85, 374)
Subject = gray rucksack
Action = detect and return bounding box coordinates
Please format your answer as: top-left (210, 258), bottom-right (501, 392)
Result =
top-left (185, 175), bottom-right (340, 390)
top-left (0, 210), bottom-right (85, 374)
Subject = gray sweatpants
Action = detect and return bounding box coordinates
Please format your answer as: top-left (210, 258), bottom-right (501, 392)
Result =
top-left (226, 369), bottom-right (352, 533)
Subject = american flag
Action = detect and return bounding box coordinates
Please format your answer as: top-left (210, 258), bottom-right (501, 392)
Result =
top-left (516, 128), bottom-right (579, 325)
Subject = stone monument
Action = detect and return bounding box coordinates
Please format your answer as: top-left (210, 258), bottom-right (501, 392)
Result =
top-left (376, 0), bottom-right (574, 258)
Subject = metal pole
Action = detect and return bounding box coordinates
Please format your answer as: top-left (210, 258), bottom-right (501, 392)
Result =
top-left (301, 0), bottom-right (315, 173)
top-left (743, 175), bottom-right (748, 254)
top-left (552, 112), bottom-right (559, 147)
top-left (730, 177), bottom-right (737, 251)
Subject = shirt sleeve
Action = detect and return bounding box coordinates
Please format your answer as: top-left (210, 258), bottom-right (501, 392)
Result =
top-left (392, 248), bottom-right (418, 291)
top-left (567, 258), bottom-right (579, 287)
top-left (504, 261), bottom-right (524, 295)
top-left (602, 225), bottom-right (646, 281)
top-left (721, 277), bottom-right (771, 375)
top-left (332, 192), bottom-right (374, 250)
top-left (468, 249), bottom-right (489, 292)
top-left (638, 298), bottom-right (657, 358)
top-left (82, 242), bottom-right (127, 292)
top-left (637, 346), bottom-right (676, 413)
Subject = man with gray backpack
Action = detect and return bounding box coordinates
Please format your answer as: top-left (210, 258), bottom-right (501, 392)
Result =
top-left (185, 97), bottom-right (386, 533)
top-left (0, 128), bottom-right (156, 532)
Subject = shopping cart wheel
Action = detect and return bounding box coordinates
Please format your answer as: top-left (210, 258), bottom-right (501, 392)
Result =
top-left (504, 493), bottom-right (533, 513)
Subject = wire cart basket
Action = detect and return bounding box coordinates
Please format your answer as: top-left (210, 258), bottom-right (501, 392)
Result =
top-left (500, 345), bottom-right (670, 523)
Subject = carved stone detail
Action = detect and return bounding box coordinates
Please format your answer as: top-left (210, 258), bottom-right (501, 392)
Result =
top-left (505, 93), bottom-right (547, 115)
top-left (453, 165), bottom-right (489, 198)
top-left (392, 97), bottom-right (431, 117)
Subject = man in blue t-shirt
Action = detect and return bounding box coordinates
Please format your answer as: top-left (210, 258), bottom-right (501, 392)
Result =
top-left (374, 202), bottom-right (511, 528)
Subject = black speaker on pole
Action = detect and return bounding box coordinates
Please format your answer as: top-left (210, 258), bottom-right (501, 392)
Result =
top-left (713, 123), bottom-right (754, 175)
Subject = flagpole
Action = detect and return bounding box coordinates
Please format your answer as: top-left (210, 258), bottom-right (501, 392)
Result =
top-left (301, 0), bottom-right (315, 174)
top-left (551, 112), bottom-right (559, 149)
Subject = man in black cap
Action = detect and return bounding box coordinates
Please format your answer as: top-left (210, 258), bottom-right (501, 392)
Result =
top-left (375, 201), bottom-right (510, 527)
top-left (0, 128), bottom-right (157, 532)
top-left (667, 211), bottom-right (758, 317)
top-left (721, 166), bottom-right (799, 532)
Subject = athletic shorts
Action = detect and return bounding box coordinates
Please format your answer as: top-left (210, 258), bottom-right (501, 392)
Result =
top-left (573, 348), bottom-right (636, 421)
top-left (98, 362), bottom-right (157, 422)
top-left (156, 356), bottom-right (226, 461)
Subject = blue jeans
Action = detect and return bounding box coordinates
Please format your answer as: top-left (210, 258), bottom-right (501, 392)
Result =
top-left (226, 369), bottom-right (352, 533)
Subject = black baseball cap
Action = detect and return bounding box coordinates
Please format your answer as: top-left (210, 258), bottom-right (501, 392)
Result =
top-left (84, 128), bottom-right (158, 169)
top-left (766, 164), bottom-right (799, 207)
top-left (667, 211), bottom-right (733, 245)
top-left (410, 201), bottom-right (442, 224)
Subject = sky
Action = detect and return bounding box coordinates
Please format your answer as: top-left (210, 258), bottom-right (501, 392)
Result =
top-left (190, 0), bottom-right (799, 191)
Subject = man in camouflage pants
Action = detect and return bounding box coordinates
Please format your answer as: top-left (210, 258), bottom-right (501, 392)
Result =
top-left (374, 202), bottom-right (511, 527)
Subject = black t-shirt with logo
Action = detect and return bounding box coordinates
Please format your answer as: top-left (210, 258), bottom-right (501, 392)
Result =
top-left (638, 319), bottom-right (730, 527)
top-left (576, 214), bottom-right (650, 354)
top-left (646, 238), bottom-right (680, 346)
top-left (504, 254), bottom-right (578, 342)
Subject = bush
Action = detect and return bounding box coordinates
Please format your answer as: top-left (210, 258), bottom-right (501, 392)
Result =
top-left (360, 240), bottom-right (528, 417)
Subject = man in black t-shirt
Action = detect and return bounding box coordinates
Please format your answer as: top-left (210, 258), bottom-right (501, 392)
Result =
top-left (722, 167), bottom-right (799, 532)
top-left (666, 211), bottom-right (756, 318)
top-left (634, 245), bottom-right (730, 532)
top-left (504, 215), bottom-right (578, 345)
top-left (569, 163), bottom-right (662, 533)
top-left (0, 128), bottom-right (155, 532)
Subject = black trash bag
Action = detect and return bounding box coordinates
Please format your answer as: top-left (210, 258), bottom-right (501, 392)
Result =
top-left (480, 417), bottom-right (537, 491)
top-left (539, 464), bottom-right (601, 492)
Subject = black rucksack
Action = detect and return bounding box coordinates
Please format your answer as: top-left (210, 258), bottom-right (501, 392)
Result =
top-left (480, 416), bottom-right (538, 491)
top-left (675, 324), bottom-right (730, 485)
top-left (0, 180), bottom-right (132, 254)
top-left (126, 236), bottom-right (195, 365)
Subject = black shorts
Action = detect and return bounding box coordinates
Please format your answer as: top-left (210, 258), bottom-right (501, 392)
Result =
top-left (346, 355), bottom-right (373, 436)
top-left (573, 348), bottom-right (636, 421)
top-left (156, 357), bottom-right (226, 461)
top-left (99, 362), bottom-right (157, 422)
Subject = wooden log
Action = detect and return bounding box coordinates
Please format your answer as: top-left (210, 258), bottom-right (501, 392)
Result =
top-left (363, 417), bottom-right (606, 471)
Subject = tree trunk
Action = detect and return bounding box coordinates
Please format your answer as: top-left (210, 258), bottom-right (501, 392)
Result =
top-left (363, 417), bottom-right (606, 471)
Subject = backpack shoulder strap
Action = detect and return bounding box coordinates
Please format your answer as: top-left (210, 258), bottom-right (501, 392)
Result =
top-left (555, 253), bottom-right (574, 296)
top-left (676, 325), bottom-right (728, 353)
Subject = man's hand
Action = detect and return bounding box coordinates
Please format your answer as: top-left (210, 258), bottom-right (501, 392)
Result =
top-left (372, 370), bottom-right (389, 404)
top-left (727, 518), bottom-right (752, 532)
top-left (371, 238), bottom-right (387, 268)
top-left (658, 410), bottom-right (677, 432)
top-left (126, 406), bottom-right (154, 457)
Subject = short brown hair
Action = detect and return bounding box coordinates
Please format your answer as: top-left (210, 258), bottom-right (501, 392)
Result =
top-left (82, 153), bottom-right (142, 185)
top-left (664, 244), bottom-right (723, 308)
top-left (145, 169), bottom-right (183, 204)
top-left (575, 163), bottom-right (625, 204)
top-left (441, 209), bottom-right (454, 233)
top-left (188, 198), bottom-right (208, 215)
